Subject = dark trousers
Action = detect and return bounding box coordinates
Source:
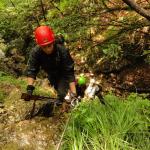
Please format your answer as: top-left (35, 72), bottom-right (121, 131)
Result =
top-left (76, 84), bottom-right (86, 98)
top-left (48, 75), bottom-right (69, 102)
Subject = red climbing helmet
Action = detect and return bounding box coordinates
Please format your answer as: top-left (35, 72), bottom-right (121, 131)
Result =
top-left (34, 26), bottom-right (55, 46)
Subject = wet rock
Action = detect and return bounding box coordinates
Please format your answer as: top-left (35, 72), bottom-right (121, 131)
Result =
top-left (0, 103), bottom-right (4, 108)
top-left (0, 86), bottom-right (64, 150)
top-left (0, 49), bottom-right (5, 59)
top-left (0, 108), bottom-right (6, 114)
top-left (0, 48), bottom-right (26, 76)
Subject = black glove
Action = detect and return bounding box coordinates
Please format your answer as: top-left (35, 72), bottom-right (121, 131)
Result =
top-left (27, 85), bottom-right (35, 95)
top-left (25, 85), bottom-right (35, 101)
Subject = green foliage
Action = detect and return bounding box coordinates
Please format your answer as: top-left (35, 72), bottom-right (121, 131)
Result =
top-left (0, 71), bottom-right (26, 89)
top-left (143, 50), bottom-right (150, 64)
top-left (0, 0), bottom-right (38, 41)
top-left (0, 0), bottom-right (149, 70)
top-left (59, 0), bottom-right (80, 12)
top-left (0, 71), bottom-right (52, 97)
top-left (103, 26), bottom-right (120, 39)
top-left (0, 0), bottom-right (9, 9)
top-left (62, 93), bottom-right (150, 150)
top-left (102, 43), bottom-right (122, 59)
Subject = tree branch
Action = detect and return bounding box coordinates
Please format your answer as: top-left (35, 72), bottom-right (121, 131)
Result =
top-left (9, 0), bottom-right (15, 8)
top-left (122, 0), bottom-right (150, 21)
top-left (49, 0), bottom-right (64, 18)
top-left (40, 0), bottom-right (47, 22)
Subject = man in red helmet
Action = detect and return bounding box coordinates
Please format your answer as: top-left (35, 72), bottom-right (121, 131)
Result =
top-left (26, 26), bottom-right (76, 106)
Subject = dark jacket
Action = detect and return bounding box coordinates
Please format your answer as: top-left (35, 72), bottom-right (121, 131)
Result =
top-left (27, 43), bottom-right (75, 83)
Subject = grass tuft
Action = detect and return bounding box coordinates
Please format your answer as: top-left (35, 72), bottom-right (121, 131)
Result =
top-left (62, 93), bottom-right (150, 150)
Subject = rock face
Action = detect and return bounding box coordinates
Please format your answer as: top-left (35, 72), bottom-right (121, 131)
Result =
top-left (0, 49), bottom-right (5, 59)
top-left (0, 48), bottom-right (26, 76)
top-left (0, 85), bottom-right (64, 150)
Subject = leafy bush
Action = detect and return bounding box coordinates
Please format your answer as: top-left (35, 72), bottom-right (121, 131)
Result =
top-left (62, 93), bottom-right (150, 150)
top-left (102, 43), bottom-right (122, 60)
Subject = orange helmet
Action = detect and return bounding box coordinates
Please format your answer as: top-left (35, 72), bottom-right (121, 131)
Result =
top-left (34, 26), bottom-right (55, 46)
